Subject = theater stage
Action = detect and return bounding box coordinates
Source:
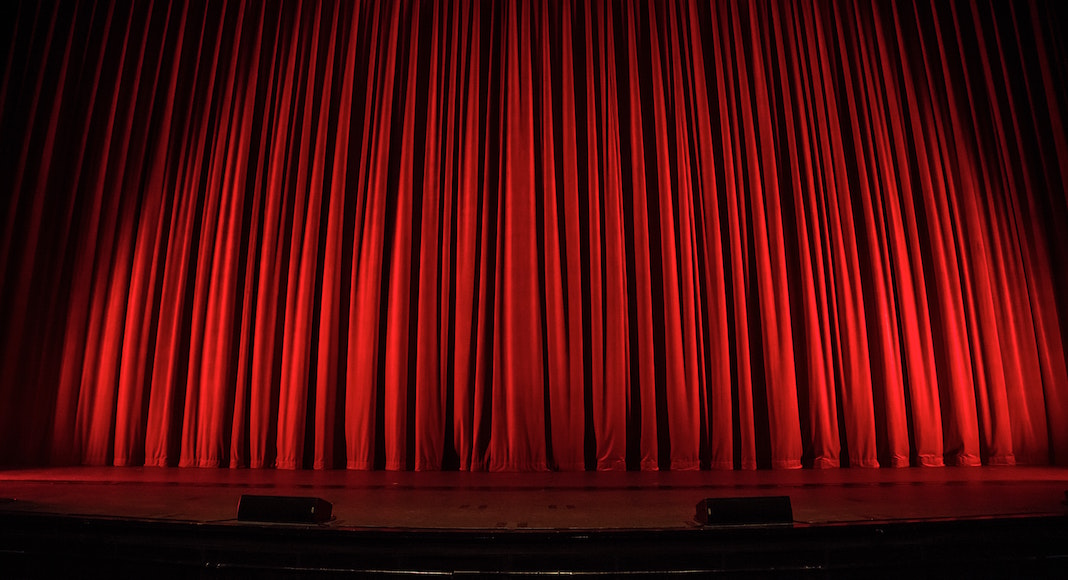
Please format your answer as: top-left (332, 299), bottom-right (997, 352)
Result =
top-left (1, 466), bottom-right (1067, 577)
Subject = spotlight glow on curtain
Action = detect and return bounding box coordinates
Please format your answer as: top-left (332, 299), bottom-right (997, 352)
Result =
top-left (1, 0), bottom-right (1067, 470)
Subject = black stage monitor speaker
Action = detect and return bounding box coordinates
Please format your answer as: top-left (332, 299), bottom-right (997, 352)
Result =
top-left (695, 496), bottom-right (793, 526)
top-left (238, 494), bottom-right (333, 524)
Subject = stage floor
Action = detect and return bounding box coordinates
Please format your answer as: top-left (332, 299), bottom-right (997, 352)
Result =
top-left (1, 465), bottom-right (1066, 530)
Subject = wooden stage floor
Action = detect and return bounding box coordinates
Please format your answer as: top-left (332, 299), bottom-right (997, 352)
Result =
top-left (2, 466), bottom-right (1068, 577)
top-left (1, 465), bottom-right (1066, 529)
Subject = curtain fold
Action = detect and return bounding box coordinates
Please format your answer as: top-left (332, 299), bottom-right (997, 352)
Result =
top-left (1, 0), bottom-right (1067, 471)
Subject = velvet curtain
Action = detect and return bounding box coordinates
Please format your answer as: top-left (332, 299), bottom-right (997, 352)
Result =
top-left (2, 0), bottom-right (1067, 471)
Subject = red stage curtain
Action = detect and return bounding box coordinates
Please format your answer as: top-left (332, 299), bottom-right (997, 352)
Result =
top-left (2, 0), bottom-right (1067, 470)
